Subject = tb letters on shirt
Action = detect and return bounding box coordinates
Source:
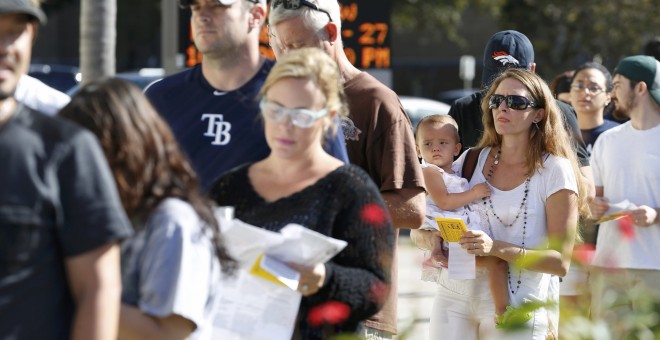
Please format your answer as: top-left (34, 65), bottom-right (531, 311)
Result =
top-left (202, 113), bottom-right (231, 146)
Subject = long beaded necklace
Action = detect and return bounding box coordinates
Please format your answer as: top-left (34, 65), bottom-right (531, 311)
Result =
top-left (482, 147), bottom-right (529, 295)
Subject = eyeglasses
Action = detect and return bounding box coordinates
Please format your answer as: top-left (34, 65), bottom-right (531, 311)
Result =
top-left (179, 0), bottom-right (259, 9)
top-left (271, 0), bottom-right (333, 23)
top-left (260, 100), bottom-right (328, 128)
top-left (570, 83), bottom-right (604, 94)
top-left (488, 94), bottom-right (540, 111)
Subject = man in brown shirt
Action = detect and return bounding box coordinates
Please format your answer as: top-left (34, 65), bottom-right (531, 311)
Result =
top-left (268, 0), bottom-right (426, 337)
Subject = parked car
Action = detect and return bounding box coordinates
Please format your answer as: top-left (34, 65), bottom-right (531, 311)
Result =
top-left (28, 64), bottom-right (80, 93)
top-left (436, 88), bottom-right (479, 106)
top-left (399, 96), bottom-right (451, 131)
top-left (66, 68), bottom-right (164, 95)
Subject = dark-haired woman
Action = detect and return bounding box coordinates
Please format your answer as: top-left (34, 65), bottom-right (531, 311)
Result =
top-left (59, 78), bottom-right (234, 340)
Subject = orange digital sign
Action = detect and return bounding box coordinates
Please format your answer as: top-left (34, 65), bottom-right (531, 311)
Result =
top-left (184, 0), bottom-right (391, 69)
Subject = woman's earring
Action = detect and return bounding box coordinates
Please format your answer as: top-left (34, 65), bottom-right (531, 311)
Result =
top-left (534, 122), bottom-right (540, 130)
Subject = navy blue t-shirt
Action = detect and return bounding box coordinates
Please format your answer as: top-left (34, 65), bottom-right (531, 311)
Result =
top-left (581, 119), bottom-right (620, 156)
top-left (145, 60), bottom-right (348, 190)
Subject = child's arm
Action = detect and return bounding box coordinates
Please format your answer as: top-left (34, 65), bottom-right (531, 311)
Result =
top-left (423, 167), bottom-right (491, 211)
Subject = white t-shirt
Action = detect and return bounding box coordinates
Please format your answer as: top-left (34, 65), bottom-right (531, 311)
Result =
top-left (121, 198), bottom-right (220, 340)
top-left (590, 122), bottom-right (660, 270)
top-left (458, 147), bottom-right (577, 305)
top-left (15, 75), bottom-right (70, 115)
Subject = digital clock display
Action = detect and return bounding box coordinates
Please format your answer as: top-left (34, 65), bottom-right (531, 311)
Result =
top-left (184, 0), bottom-right (391, 70)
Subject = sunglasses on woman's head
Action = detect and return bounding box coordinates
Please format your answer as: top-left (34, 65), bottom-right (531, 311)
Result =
top-left (259, 100), bottom-right (328, 128)
top-left (488, 94), bottom-right (540, 111)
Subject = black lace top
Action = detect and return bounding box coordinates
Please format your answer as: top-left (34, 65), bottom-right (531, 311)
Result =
top-left (209, 163), bottom-right (394, 339)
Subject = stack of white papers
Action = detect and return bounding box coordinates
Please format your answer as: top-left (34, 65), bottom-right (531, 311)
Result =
top-left (212, 215), bottom-right (347, 339)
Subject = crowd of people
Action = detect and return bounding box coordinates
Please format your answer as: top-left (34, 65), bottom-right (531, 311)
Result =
top-left (1, 0), bottom-right (658, 339)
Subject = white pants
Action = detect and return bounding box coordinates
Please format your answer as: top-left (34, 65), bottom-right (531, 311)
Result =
top-left (429, 268), bottom-right (554, 340)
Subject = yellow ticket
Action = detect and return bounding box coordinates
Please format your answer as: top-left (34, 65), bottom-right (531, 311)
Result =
top-left (435, 217), bottom-right (468, 242)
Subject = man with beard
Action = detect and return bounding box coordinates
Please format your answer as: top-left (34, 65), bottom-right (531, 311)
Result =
top-left (0, 1), bottom-right (132, 338)
top-left (145, 0), bottom-right (347, 191)
top-left (589, 55), bottom-right (660, 323)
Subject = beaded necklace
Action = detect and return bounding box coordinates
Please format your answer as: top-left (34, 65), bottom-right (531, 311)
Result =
top-left (482, 148), bottom-right (529, 295)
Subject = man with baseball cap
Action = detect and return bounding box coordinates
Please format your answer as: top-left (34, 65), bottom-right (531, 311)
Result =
top-left (0, 1), bottom-right (133, 339)
top-left (589, 55), bottom-right (660, 324)
top-left (449, 31), bottom-right (589, 170)
top-left (146, 0), bottom-right (348, 191)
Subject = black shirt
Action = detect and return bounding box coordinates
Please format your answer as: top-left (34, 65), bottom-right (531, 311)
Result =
top-left (0, 104), bottom-right (132, 339)
top-left (209, 164), bottom-right (394, 340)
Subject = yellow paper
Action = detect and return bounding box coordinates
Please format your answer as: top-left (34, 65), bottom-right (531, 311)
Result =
top-left (594, 212), bottom-right (625, 224)
top-left (248, 253), bottom-right (287, 287)
top-left (435, 217), bottom-right (467, 242)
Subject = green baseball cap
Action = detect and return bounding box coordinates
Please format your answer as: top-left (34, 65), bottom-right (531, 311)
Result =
top-left (614, 55), bottom-right (660, 107)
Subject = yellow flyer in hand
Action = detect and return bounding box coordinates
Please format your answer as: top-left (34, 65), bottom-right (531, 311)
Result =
top-left (435, 217), bottom-right (468, 242)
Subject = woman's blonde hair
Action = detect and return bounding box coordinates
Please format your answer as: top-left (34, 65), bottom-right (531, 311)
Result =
top-left (478, 68), bottom-right (590, 218)
top-left (259, 47), bottom-right (348, 136)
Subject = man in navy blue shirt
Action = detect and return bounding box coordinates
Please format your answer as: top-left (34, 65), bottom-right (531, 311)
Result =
top-left (146, 0), bottom-right (347, 190)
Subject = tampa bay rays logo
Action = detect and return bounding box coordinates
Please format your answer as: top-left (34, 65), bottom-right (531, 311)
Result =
top-left (492, 51), bottom-right (520, 66)
top-left (201, 113), bottom-right (231, 145)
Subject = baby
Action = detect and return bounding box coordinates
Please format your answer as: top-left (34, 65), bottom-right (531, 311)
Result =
top-left (415, 114), bottom-right (510, 320)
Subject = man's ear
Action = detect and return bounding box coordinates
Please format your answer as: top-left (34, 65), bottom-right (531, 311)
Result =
top-left (635, 80), bottom-right (648, 96)
top-left (249, 4), bottom-right (267, 31)
top-left (324, 22), bottom-right (339, 43)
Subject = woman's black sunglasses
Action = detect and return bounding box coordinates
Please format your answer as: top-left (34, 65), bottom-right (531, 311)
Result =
top-left (488, 94), bottom-right (540, 111)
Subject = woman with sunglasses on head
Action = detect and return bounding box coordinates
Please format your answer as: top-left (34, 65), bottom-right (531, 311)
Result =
top-left (209, 47), bottom-right (394, 340)
top-left (416, 68), bottom-right (589, 339)
top-left (59, 78), bottom-right (236, 340)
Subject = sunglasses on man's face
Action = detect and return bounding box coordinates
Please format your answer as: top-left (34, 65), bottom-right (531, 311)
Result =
top-left (488, 94), bottom-right (540, 111)
top-left (271, 0), bottom-right (333, 22)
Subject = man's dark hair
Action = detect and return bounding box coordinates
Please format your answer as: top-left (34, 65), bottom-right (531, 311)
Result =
top-left (643, 36), bottom-right (660, 61)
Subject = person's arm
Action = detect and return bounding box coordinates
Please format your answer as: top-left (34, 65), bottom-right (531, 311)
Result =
top-left (410, 229), bottom-right (442, 251)
top-left (461, 189), bottom-right (578, 277)
top-left (381, 187), bottom-right (425, 229)
top-left (118, 305), bottom-right (195, 340)
top-left (501, 190), bottom-right (577, 276)
top-left (589, 186), bottom-right (609, 220)
top-left (580, 165), bottom-right (596, 202)
top-left (65, 243), bottom-right (122, 340)
top-left (423, 167), bottom-right (490, 211)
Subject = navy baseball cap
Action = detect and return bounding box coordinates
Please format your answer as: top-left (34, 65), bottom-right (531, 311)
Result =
top-left (0, 0), bottom-right (47, 25)
top-left (481, 30), bottom-right (534, 88)
top-left (614, 55), bottom-right (660, 107)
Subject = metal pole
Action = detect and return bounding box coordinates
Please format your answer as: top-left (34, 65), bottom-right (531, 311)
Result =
top-left (161, 1), bottom-right (179, 75)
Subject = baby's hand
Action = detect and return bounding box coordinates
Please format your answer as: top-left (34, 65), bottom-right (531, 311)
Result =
top-left (471, 182), bottom-right (491, 199)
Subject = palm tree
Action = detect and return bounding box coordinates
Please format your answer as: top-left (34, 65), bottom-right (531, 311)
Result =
top-left (80, 0), bottom-right (116, 85)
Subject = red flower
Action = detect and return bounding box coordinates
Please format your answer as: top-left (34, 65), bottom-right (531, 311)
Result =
top-left (307, 301), bottom-right (351, 327)
top-left (360, 203), bottom-right (387, 226)
top-left (573, 243), bottom-right (595, 266)
top-left (618, 215), bottom-right (635, 241)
